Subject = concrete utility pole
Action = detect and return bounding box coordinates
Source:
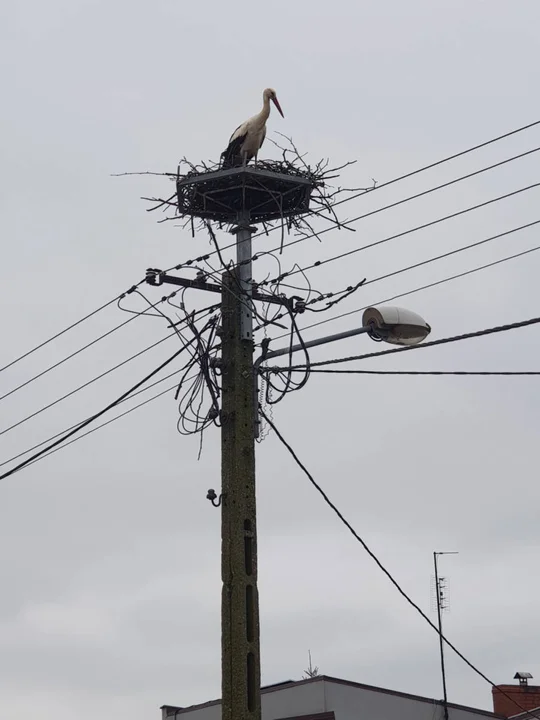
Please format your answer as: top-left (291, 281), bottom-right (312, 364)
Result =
top-left (220, 214), bottom-right (261, 720)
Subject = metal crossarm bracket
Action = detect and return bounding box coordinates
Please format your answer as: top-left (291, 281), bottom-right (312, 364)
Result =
top-left (145, 268), bottom-right (297, 307)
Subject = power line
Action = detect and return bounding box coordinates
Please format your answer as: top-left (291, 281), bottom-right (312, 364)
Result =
top-left (13, 378), bottom-right (183, 474)
top-left (288, 242), bottom-right (540, 339)
top-left (260, 410), bottom-right (540, 720)
top-left (0, 338), bottom-right (199, 482)
top-left (0, 333), bottom-right (174, 437)
top-left (262, 182), bottom-right (540, 285)
top-left (0, 288), bottom-right (140, 375)
top-left (320, 122), bottom-right (540, 210)
top-left (0, 312), bottom-right (137, 403)
top-left (0, 366), bottom-right (187, 470)
top-left (304, 219), bottom-right (540, 311)
top-left (0, 286), bottom-right (208, 404)
top-left (298, 369), bottom-right (540, 376)
top-left (250, 144), bottom-right (540, 264)
top-left (0, 304), bottom-right (219, 438)
top-left (267, 316), bottom-right (540, 372)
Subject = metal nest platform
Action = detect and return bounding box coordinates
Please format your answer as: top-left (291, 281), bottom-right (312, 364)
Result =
top-left (176, 164), bottom-right (318, 224)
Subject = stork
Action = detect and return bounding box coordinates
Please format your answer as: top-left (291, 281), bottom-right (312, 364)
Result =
top-left (221, 88), bottom-right (284, 169)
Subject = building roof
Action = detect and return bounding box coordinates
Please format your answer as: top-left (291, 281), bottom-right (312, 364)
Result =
top-left (161, 674), bottom-right (502, 718)
top-left (509, 707), bottom-right (540, 719)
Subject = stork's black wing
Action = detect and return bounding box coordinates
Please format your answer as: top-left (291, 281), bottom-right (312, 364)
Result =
top-left (220, 128), bottom-right (247, 169)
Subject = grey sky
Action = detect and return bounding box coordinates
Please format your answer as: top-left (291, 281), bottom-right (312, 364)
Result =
top-left (1, 1), bottom-right (539, 718)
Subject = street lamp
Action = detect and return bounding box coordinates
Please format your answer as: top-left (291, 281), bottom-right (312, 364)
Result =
top-left (362, 306), bottom-right (431, 346)
top-left (259, 305), bottom-right (431, 363)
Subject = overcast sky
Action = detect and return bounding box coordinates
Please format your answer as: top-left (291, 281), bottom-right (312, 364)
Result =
top-left (1, 1), bottom-right (540, 718)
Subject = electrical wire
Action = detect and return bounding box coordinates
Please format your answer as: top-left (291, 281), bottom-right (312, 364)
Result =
top-left (20, 320), bottom-right (222, 471)
top-left (250, 144), bottom-right (540, 266)
top-left (294, 369), bottom-right (540, 376)
top-left (261, 182), bottom-right (540, 286)
top-left (260, 409), bottom-right (540, 720)
top-left (0, 338), bottom-right (199, 481)
top-left (0, 286), bottom-right (142, 375)
top-left (277, 242), bottom-right (540, 341)
top-left (18, 380), bottom-right (180, 473)
top-left (303, 220), bottom-right (540, 312)
top-left (0, 314), bottom-right (138, 402)
top-left (1, 332), bottom-right (223, 473)
top-left (0, 366), bottom-right (191, 470)
top-left (261, 303), bottom-right (312, 407)
top-left (0, 280), bottom-right (183, 403)
top-left (0, 304), bottom-right (219, 438)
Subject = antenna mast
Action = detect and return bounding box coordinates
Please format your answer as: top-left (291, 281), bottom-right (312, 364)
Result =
top-left (433, 551), bottom-right (458, 720)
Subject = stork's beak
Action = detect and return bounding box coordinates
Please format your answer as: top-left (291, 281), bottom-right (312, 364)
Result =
top-left (272, 96), bottom-right (284, 118)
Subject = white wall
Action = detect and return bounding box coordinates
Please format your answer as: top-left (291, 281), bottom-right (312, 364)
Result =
top-left (324, 679), bottom-right (496, 720)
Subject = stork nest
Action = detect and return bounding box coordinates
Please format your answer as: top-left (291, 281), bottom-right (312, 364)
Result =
top-left (177, 160), bottom-right (321, 224)
top-left (114, 134), bottom-right (376, 241)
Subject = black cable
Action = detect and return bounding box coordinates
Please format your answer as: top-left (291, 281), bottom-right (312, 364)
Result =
top-left (262, 304), bottom-right (311, 406)
top-left (13, 378), bottom-right (185, 473)
top-left (0, 287), bottom-right (142, 375)
top-left (0, 315), bottom-right (139, 402)
top-left (252, 144), bottom-right (540, 267)
top-left (322, 123), bottom-right (540, 210)
top-left (267, 316), bottom-right (540, 373)
top-left (0, 283), bottom-right (215, 406)
top-left (0, 322), bottom-right (224, 472)
top-left (262, 182), bottom-right (540, 285)
top-left (175, 315), bottom-right (222, 435)
top-left (304, 219), bottom-right (540, 311)
top-left (0, 338), bottom-right (199, 481)
top-left (260, 410), bottom-right (540, 720)
top-left (0, 366), bottom-right (191, 470)
top-left (0, 304), bottom-right (219, 438)
top-left (0, 335), bottom-right (174, 437)
top-left (295, 369), bottom-right (540, 376)
top-left (277, 242), bottom-right (540, 341)
top-left (0, 282), bottom-right (188, 404)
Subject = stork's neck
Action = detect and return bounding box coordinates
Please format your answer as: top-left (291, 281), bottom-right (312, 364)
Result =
top-left (257, 96), bottom-right (271, 123)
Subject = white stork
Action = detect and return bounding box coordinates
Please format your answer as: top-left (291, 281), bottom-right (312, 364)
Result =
top-left (221, 88), bottom-right (284, 169)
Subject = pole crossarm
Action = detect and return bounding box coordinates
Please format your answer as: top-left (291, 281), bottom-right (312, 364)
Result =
top-left (145, 268), bottom-right (296, 308)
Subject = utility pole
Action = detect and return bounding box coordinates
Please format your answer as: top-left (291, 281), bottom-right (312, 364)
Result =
top-left (433, 551), bottom-right (458, 720)
top-left (220, 214), bottom-right (261, 720)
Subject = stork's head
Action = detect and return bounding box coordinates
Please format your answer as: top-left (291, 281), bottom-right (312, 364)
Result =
top-left (264, 88), bottom-right (284, 118)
